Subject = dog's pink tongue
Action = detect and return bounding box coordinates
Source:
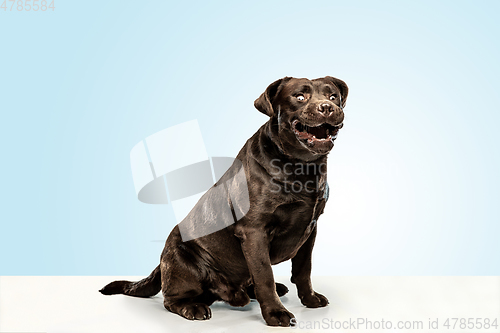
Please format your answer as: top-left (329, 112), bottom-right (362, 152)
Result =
top-left (297, 131), bottom-right (313, 140)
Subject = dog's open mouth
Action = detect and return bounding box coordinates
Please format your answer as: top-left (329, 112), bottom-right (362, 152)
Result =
top-left (292, 119), bottom-right (341, 145)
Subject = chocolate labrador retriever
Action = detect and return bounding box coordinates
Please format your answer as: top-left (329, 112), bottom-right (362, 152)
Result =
top-left (100, 76), bottom-right (348, 326)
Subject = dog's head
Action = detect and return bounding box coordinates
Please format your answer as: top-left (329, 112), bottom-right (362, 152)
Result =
top-left (255, 76), bottom-right (348, 159)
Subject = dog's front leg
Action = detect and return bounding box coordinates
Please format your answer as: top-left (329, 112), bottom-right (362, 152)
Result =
top-left (238, 229), bottom-right (295, 327)
top-left (291, 227), bottom-right (329, 308)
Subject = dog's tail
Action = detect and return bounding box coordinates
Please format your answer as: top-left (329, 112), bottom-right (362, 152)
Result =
top-left (99, 264), bottom-right (161, 298)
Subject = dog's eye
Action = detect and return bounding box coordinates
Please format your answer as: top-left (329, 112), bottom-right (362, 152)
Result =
top-left (329, 94), bottom-right (337, 101)
top-left (296, 94), bottom-right (305, 101)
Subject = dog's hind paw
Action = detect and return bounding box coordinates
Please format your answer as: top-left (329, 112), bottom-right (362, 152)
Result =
top-left (275, 283), bottom-right (289, 297)
top-left (178, 303), bottom-right (212, 320)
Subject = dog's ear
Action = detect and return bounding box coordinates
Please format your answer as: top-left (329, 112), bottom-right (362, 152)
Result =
top-left (254, 77), bottom-right (291, 117)
top-left (325, 76), bottom-right (348, 108)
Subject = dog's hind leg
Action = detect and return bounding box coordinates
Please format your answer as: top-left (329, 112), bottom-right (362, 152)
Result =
top-left (160, 251), bottom-right (215, 320)
top-left (162, 278), bottom-right (214, 320)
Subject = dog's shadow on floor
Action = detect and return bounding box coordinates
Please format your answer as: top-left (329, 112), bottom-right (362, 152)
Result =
top-left (210, 299), bottom-right (258, 312)
top-left (144, 293), bottom-right (291, 313)
top-left (210, 295), bottom-right (291, 312)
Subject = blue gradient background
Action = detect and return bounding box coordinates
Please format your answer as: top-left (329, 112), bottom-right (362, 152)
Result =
top-left (1, 1), bottom-right (499, 275)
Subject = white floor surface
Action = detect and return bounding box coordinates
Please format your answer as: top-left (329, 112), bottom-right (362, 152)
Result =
top-left (1, 276), bottom-right (499, 332)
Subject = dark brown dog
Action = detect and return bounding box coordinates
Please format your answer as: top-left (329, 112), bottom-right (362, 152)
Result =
top-left (100, 76), bottom-right (348, 327)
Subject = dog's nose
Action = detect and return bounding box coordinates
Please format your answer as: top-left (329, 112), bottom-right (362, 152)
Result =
top-left (318, 103), bottom-right (333, 114)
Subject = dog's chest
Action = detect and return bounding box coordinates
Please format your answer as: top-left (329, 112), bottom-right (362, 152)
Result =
top-left (268, 186), bottom-right (328, 264)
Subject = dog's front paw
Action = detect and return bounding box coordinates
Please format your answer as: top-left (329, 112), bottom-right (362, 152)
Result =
top-left (262, 307), bottom-right (295, 327)
top-left (300, 292), bottom-right (329, 308)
